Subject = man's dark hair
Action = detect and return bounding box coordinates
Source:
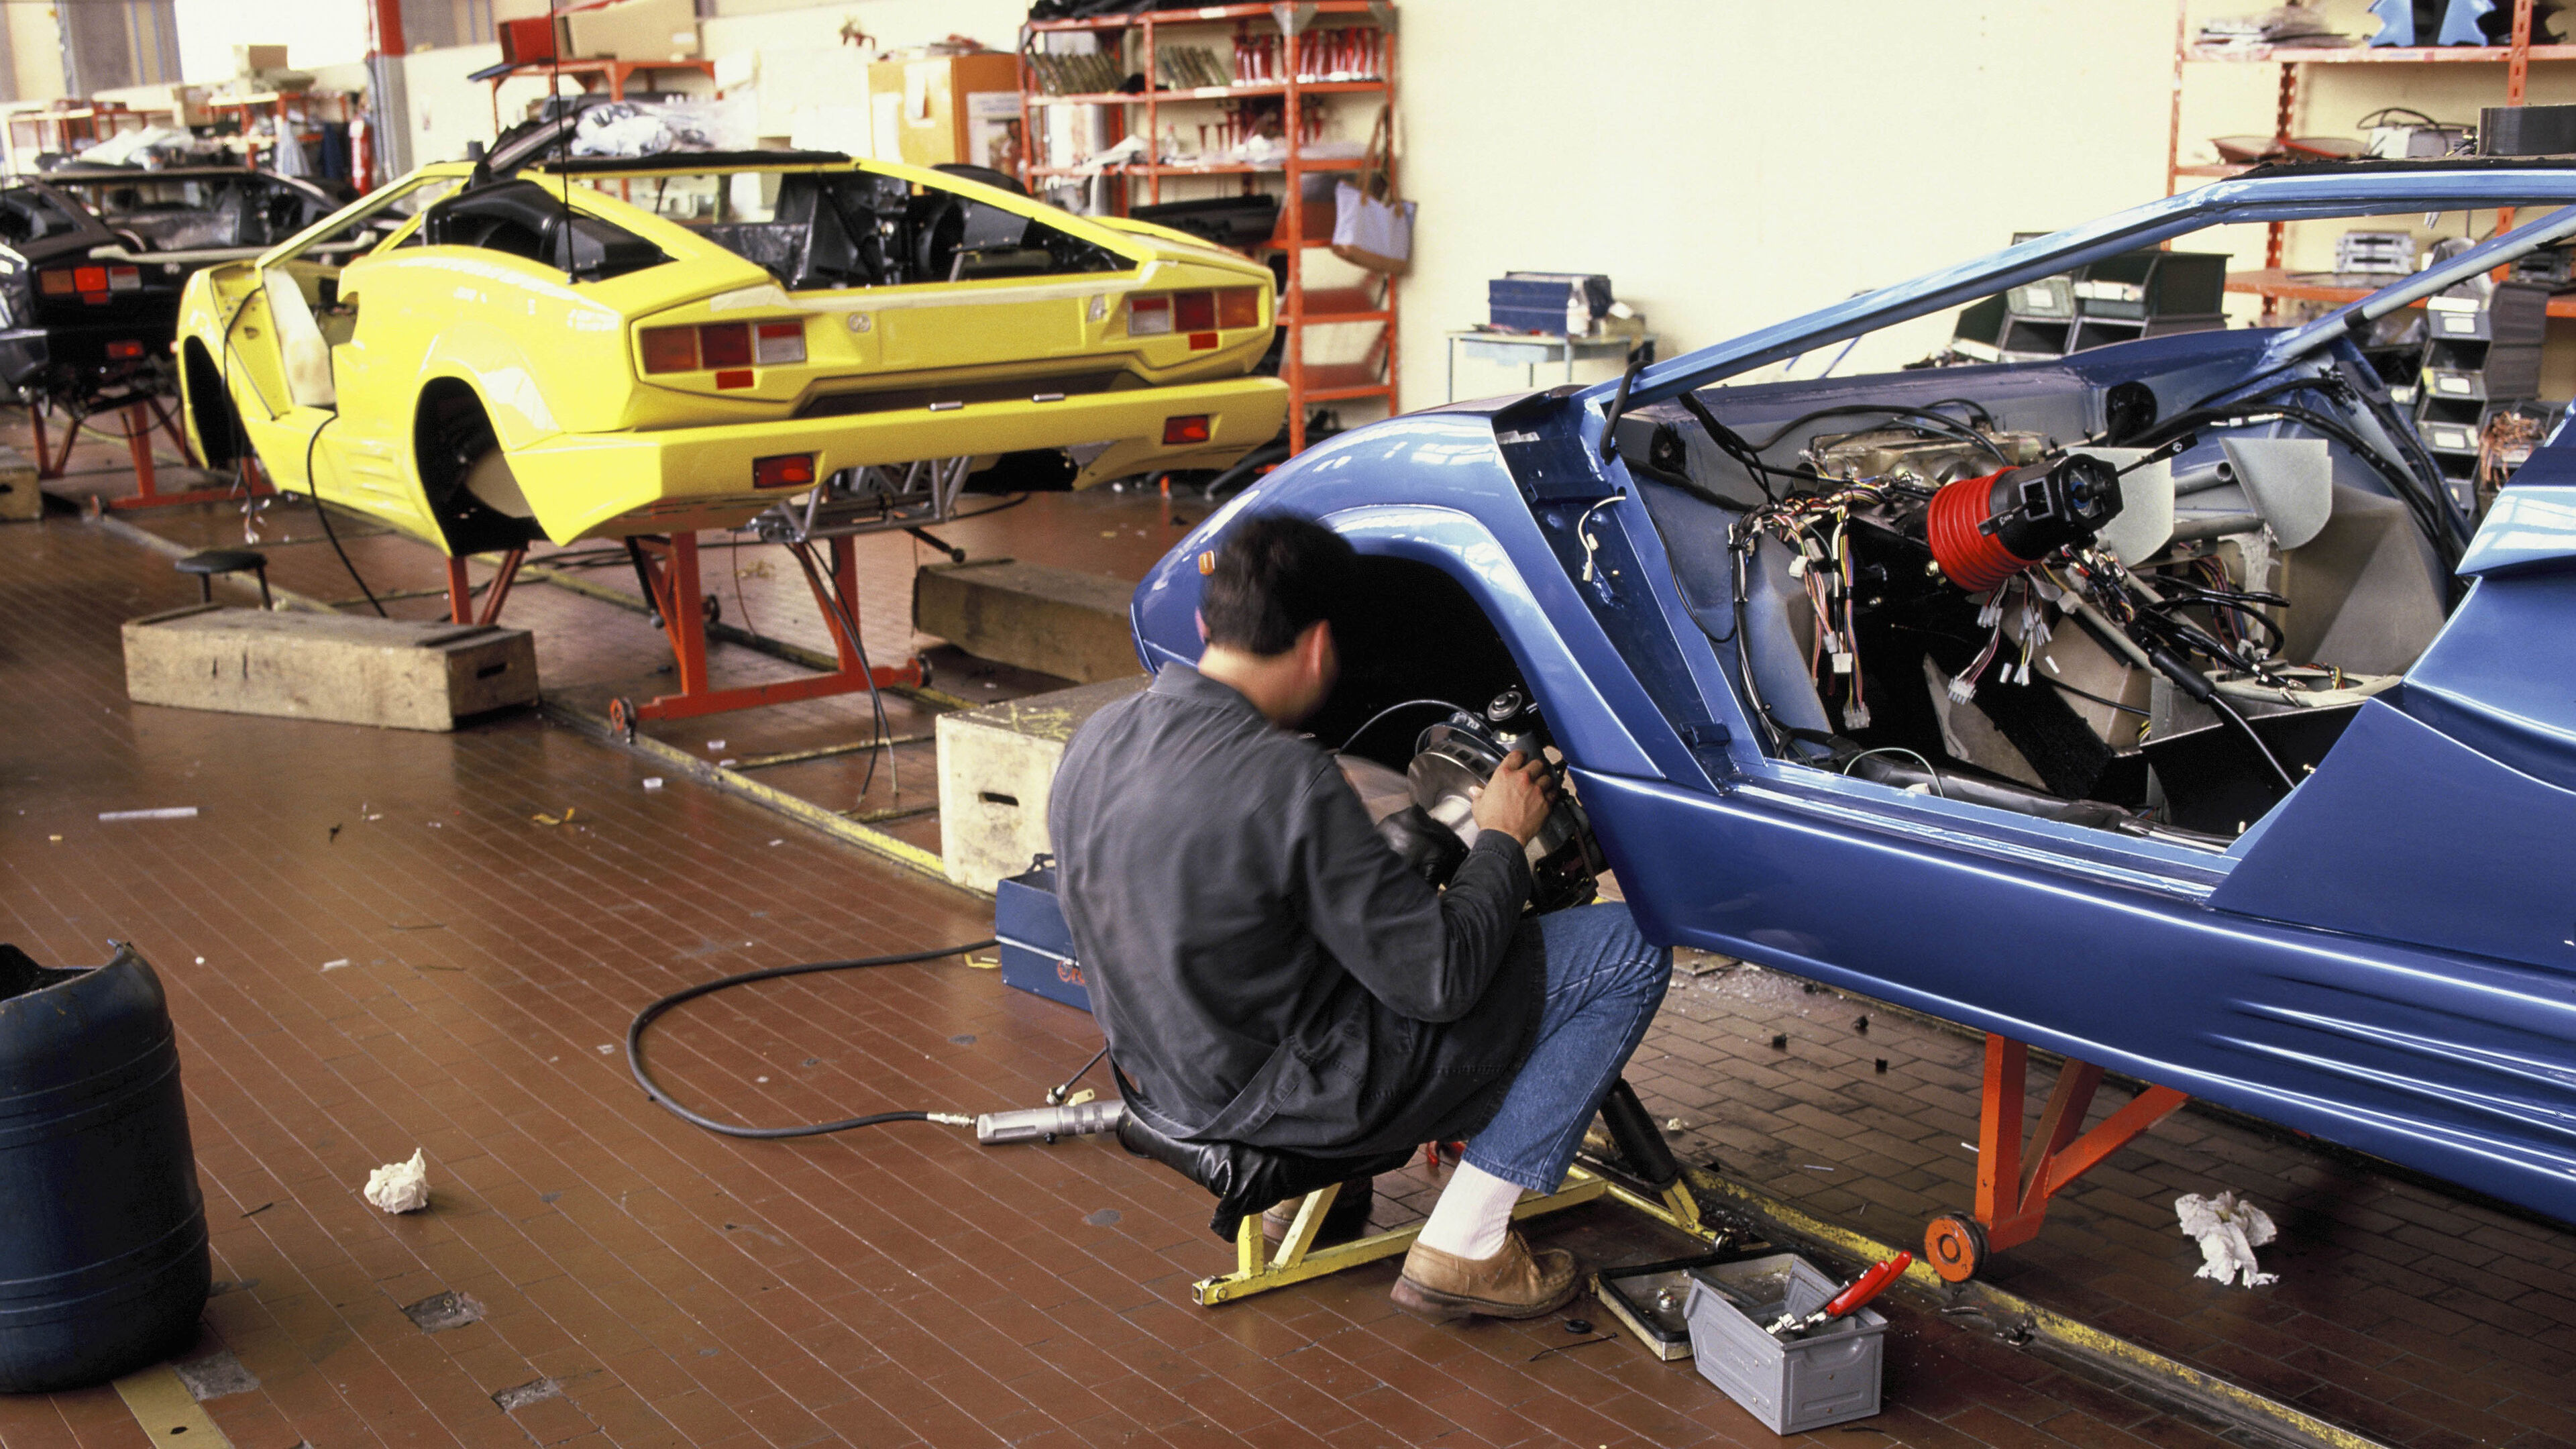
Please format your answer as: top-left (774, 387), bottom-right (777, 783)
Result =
top-left (1201, 513), bottom-right (1358, 656)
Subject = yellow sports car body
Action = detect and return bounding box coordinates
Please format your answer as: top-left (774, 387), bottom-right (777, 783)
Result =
top-left (174, 150), bottom-right (1288, 555)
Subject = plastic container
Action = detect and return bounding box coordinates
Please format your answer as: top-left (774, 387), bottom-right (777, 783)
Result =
top-left (1682, 1252), bottom-right (1886, 1434)
top-left (0, 943), bottom-right (209, 1392)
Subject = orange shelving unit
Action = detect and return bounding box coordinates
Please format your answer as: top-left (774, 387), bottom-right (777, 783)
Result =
top-left (1019, 1), bottom-right (1398, 455)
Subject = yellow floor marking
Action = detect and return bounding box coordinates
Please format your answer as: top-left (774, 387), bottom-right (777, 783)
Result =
top-left (113, 1363), bottom-right (231, 1447)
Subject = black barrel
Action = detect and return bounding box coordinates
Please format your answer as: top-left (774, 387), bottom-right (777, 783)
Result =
top-left (0, 943), bottom-right (209, 1391)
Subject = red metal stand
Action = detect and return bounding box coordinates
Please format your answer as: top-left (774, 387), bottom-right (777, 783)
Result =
top-left (606, 532), bottom-right (922, 731)
top-left (444, 548), bottom-right (527, 627)
top-left (1923, 1034), bottom-right (2190, 1283)
top-left (30, 395), bottom-right (265, 509)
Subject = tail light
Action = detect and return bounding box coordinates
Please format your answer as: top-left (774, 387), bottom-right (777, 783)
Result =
top-left (105, 340), bottom-right (144, 360)
top-left (38, 270), bottom-right (73, 297)
top-left (72, 266), bottom-right (106, 293)
top-left (1163, 415), bottom-right (1211, 445)
top-left (639, 319), bottom-right (804, 375)
top-left (1127, 294), bottom-right (1172, 336)
top-left (753, 453), bottom-right (816, 489)
top-left (1125, 286), bottom-right (1263, 337)
top-left (698, 323), bottom-right (751, 368)
top-left (108, 266), bottom-right (138, 292)
top-left (753, 321), bottom-right (804, 365)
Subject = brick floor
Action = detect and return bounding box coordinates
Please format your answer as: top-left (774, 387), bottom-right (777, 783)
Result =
top-left (10, 411), bottom-right (2572, 1447)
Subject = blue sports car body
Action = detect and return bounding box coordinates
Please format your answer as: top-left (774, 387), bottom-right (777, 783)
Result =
top-left (1129, 160), bottom-right (2576, 1240)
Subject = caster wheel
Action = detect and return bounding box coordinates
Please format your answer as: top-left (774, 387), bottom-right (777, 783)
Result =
top-left (608, 696), bottom-right (637, 744)
top-left (1925, 1214), bottom-right (1986, 1284)
top-left (916, 655), bottom-right (934, 689)
top-left (701, 594), bottom-right (721, 627)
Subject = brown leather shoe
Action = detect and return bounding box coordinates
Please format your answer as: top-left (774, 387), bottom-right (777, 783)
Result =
top-left (1262, 1176), bottom-right (1375, 1245)
top-left (1389, 1232), bottom-right (1580, 1321)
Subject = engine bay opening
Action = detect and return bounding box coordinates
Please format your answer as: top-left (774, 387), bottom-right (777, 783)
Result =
top-left (1613, 345), bottom-right (2457, 846)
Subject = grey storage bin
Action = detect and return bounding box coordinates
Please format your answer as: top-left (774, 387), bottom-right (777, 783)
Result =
top-left (1683, 1252), bottom-right (1886, 1434)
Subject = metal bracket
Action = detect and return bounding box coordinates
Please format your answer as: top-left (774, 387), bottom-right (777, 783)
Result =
top-left (751, 457), bottom-right (975, 545)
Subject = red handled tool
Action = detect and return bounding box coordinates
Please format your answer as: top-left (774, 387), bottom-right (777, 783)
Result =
top-left (1767, 1252), bottom-right (1912, 1337)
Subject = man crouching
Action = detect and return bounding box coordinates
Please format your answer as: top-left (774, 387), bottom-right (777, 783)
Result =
top-left (1048, 514), bottom-right (1670, 1320)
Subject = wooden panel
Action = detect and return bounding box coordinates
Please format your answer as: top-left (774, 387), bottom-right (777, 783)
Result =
top-left (912, 558), bottom-right (1144, 685)
top-left (936, 676), bottom-right (1146, 891)
top-left (121, 605), bottom-right (539, 732)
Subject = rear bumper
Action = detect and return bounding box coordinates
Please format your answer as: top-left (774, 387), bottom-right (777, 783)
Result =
top-left (505, 374), bottom-right (1290, 542)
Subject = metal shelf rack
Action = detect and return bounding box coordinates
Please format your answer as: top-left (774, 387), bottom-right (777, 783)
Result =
top-left (2168, 0), bottom-right (2562, 306)
top-left (1018, 0), bottom-right (1398, 455)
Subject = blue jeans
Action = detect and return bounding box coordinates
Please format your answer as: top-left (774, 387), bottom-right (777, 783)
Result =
top-left (1462, 903), bottom-right (1672, 1193)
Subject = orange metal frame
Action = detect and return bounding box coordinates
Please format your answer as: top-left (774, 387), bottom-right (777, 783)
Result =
top-left (32, 396), bottom-right (266, 511)
top-left (441, 547), bottom-right (527, 628)
top-left (1927, 1034), bottom-right (2190, 1282)
top-left (610, 532), bottom-right (921, 725)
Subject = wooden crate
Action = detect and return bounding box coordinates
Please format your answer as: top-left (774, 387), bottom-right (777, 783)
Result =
top-left (936, 676), bottom-right (1145, 892)
top-left (0, 445), bottom-right (38, 521)
top-left (914, 559), bottom-right (1144, 685)
top-left (122, 606), bottom-right (539, 731)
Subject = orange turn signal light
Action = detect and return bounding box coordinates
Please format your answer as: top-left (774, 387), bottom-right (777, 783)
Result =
top-left (753, 453), bottom-right (816, 489)
top-left (1163, 415), bottom-right (1212, 446)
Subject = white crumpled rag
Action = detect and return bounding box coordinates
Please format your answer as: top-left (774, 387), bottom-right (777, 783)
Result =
top-left (363, 1149), bottom-right (430, 1214)
top-left (2176, 1191), bottom-right (2277, 1287)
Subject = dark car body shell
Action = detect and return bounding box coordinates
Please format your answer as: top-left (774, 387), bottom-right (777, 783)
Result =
top-left (0, 168), bottom-right (336, 402)
top-left (1128, 161), bottom-right (2576, 1231)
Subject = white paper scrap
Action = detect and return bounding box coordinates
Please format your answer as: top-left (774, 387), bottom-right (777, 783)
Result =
top-left (100, 808), bottom-right (198, 822)
top-left (363, 1149), bottom-right (430, 1214)
top-left (321, 959), bottom-right (352, 971)
top-left (2176, 1191), bottom-right (2278, 1288)
top-left (642, 777), bottom-right (665, 790)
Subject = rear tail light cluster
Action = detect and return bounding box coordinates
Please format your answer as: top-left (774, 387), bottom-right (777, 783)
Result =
top-left (640, 319), bottom-right (807, 380)
top-left (1163, 415), bottom-right (1212, 445)
top-left (1126, 287), bottom-right (1260, 339)
top-left (105, 340), bottom-right (145, 360)
top-left (40, 265), bottom-right (140, 304)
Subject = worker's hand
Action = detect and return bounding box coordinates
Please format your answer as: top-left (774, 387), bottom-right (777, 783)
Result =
top-left (1472, 751), bottom-right (1558, 847)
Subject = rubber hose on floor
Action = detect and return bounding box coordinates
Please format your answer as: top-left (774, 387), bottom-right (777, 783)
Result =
top-left (627, 939), bottom-right (996, 1138)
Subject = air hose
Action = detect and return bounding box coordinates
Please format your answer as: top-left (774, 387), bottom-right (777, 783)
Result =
top-left (626, 941), bottom-right (993, 1138)
top-left (626, 938), bottom-right (1132, 1146)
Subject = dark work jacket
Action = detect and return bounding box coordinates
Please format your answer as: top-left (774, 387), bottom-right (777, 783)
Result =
top-left (1047, 664), bottom-right (1544, 1156)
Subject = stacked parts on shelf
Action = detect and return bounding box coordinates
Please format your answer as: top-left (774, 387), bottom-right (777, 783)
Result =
top-left (2412, 279), bottom-right (2551, 511)
top-left (1950, 248), bottom-right (2229, 362)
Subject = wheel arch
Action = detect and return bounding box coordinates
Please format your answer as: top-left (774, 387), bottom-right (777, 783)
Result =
top-left (412, 376), bottom-right (546, 555)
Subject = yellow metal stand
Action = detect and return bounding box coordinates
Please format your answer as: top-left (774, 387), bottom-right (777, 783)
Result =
top-left (1191, 1163), bottom-right (1716, 1307)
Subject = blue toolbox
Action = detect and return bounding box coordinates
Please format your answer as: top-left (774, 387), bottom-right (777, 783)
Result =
top-left (995, 858), bottom-right (1092, 1013)
top-left (1488, 272), bottom-right (1613, 335)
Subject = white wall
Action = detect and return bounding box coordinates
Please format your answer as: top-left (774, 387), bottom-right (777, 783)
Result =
top-left (336, 0), bottom-right (2548, 403)
top-left (172, 0), bottom-right (371, 83)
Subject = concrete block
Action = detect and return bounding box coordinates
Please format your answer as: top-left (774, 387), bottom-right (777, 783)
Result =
top-left (937, 676), bottom-right (1146, 892)
top-left (913, 559), bottom-right (1144, 686)
top-left (0, 446), bottom-right (39, 521)
top-left (122, 605), bottom-right (539, 731)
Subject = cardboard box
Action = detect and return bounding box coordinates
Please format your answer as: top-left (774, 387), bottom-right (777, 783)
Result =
top-left (563, 0), bottom-right (698, 62)
top-left (233, 44), bottom-right (287, 76)
top-left (867, 52), bottom-right (1022, 168)
top-left (498, 16), bottom-right (568, 64)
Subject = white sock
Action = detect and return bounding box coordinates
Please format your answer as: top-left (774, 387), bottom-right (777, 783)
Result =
top-left (1415, 1160), bottom-right (1523, 1261)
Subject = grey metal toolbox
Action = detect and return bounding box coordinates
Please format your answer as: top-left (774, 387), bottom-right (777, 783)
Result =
top-left (1683, 1252), bottom-right (1886, 1434)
